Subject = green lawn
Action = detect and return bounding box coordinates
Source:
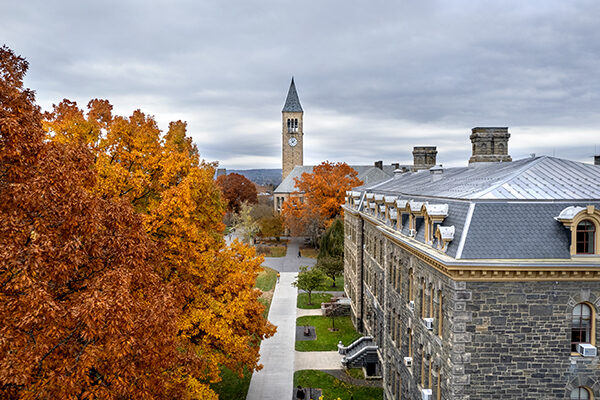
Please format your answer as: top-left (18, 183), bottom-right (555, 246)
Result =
top-left (314, 275), bottom-right (345, 291)
top-left (255, 266), bottom-right (277, 292)
top-left (294, 370), bottom-right (383, 400)
top-left (211, 365), bottom-right (252, 400)
top-left (345, 368), bottom-right (364, 380)
top-left (297, 292), bottom-right (332, 309)
top-left (295, 316), bottom-right (361, 351)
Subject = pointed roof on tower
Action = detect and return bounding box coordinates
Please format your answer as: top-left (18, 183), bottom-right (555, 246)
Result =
top-left (282, 77), bottom-right (303, 112)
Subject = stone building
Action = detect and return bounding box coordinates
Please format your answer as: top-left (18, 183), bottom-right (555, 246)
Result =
top-left (274, 79), bottom-right (414, 213)
top-left (342, 128), bottom-right (600, 399)
top-left (281, 78), bottom-right (304, 181)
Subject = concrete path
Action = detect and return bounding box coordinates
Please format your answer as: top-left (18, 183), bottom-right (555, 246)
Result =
top-left (294, 351), bottom-right (343, 371)
top-left (246, 272), bottom-right (298, 400)
top-left (296, 308), bottom-right (322, 317)
top-left (262, 237), bottom-right (316, 273)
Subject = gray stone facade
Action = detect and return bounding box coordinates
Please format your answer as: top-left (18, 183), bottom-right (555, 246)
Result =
top-left (344, 210), bottom-right (600, 399)
top-left (342, 135), bottom-right (600, 400)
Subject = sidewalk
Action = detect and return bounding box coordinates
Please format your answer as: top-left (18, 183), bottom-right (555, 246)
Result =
top-left (294, 351), bottom-right (342, 371)
top-left (261, 237), bottom-right (316, 273)
top-left (246, 272), bottom-right (298, 400)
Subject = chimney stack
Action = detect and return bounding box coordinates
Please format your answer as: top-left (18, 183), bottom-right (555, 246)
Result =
top-left (595, 155), bottom-right (600, 166)
top-left (469, 127), bottom-right (512, 164)
top-left (412, 146), bottom-right (437, 171)
top-left (374, 160), bottom-right (383, 170)
top-left (391, 162), bottom-right (400, 170)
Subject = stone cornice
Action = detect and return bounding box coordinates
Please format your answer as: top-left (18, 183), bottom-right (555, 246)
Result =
top-left (351, 209), bottom-right (600, 282)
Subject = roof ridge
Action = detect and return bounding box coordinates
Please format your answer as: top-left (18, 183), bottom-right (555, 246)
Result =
top-left (468, 156), bottom-right (548, 199)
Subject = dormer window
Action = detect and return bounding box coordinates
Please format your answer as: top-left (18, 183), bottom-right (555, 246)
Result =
top-left (555, 206), bottom-right (600, 256)
top-left (576, 220), bottom-right (596, 254)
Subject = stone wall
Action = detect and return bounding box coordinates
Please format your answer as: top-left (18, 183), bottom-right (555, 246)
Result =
top-left (462, 281), bottom-right (600, 399)
top-left (344, 211), bottom-right (600, 400)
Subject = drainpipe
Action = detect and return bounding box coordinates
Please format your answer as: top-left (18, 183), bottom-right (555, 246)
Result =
top-left (359, 217), bottom-right (365, 333)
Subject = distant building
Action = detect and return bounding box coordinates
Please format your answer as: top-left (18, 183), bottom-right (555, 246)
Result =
top-left (274, 79), bottom-right (414, 213)
top-left (342, 128), bottom-right (600, 399)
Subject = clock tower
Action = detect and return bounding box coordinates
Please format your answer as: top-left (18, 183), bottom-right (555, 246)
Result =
top-left (281, 77), bottom-right (303, 180)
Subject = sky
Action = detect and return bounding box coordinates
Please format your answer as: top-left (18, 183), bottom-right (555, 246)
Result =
top-left (3, 0), bottom-right (600, 169)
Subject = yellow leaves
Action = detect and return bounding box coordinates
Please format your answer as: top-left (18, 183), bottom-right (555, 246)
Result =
top-left (41, 97), bottom-right (274, 399)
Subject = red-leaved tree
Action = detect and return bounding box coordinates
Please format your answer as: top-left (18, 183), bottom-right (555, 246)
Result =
top-left (0, 46), bottom-right (197, 399)
top-left (216, 172), bottom-right (258, 213)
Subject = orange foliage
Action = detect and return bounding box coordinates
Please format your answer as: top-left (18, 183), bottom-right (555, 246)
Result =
top-left (0, 46), bottom-right (193, 399)
top-left (216, 172), bottom-right (258, 213)
top-left (0, 46), bottom-right (275, 399)
top-left (282, 161), bottom-right (362, 236)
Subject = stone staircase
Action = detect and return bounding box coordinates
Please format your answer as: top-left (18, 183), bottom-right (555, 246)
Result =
top-left (338, 336), bottom-right (379, 371)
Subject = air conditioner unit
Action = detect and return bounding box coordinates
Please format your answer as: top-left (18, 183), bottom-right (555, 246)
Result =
top-left (403, 357), bottom-right (413, 368)
top-left (423, 317), bottom-right (434, 330)
top-left (577, 343), bottom-right (598, 357)
top-left (421, 388), bottom-right (432, 400)
top-left (408, 301), bottom-right (415, 311)
top-left (409, 229), bottom-right (416, 237)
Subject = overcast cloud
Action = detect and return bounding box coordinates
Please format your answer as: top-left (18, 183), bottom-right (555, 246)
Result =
top-left (3, 0), bottom-right (600, 168)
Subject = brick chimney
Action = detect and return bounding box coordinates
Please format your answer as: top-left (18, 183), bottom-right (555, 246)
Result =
top-left (469, 127), bottom-right (512, 164)
top-left (412, 146), bottom-right (437, 171)
top-left (595, 155), bottom-right (600, 166)
top-left (374, 160), bottom-right (383, 170)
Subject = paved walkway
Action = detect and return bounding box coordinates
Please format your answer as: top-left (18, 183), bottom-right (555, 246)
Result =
top-left (261, 237), bottom-right (316, 273)
top-left (296, 308), bottom-right (322, 317)
top-left (294, 351), bottom-right (342, 371)
top-left (247, 272), bottom-right (298, 400)
top-left (246, 237), bottom-right (339, 400)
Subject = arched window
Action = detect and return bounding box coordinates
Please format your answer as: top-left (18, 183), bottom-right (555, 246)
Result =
top-left (572, 303), bottom-right (593, 352)
top-left (576, 220), bottom-right (596, 254)
top-left (571, 387), bottom-right (592, 400)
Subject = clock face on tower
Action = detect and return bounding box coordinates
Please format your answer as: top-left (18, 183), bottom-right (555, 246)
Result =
top-left (288, 137), bottom-right (298, 147)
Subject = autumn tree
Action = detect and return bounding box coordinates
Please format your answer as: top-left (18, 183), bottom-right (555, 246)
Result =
top-left (232, 201), bottom-right (260, 244)
top-left (216, 172), bottom-right (258, 213)
top-left (282, 161), bottom-right (362, 240)
top-left (258, 214), bottom-right (284, 240)
top-left (0, 46), bottom-right (196, 399)
top-left (42, 74), bottom-right (275, 395)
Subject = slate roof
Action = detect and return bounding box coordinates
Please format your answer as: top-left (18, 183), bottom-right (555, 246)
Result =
top-left (369, 156), bottom-right (600, 200)
top-left (282, 78), bottom-right (303, 113)
top-left (274, 165), bottom-right (394, 194)
top-left (352, 156), bottom-right (600, 260)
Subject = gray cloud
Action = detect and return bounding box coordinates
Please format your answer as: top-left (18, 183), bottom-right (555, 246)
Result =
top-left (3, 0), bottom-right (600, 169)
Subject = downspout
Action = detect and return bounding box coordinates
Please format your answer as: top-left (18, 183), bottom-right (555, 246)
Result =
top-left (359, 216), bottom-right (365, 333)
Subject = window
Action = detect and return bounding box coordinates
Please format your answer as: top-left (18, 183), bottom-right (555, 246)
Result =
top-left (436, 366), bottom-right (441, 400)
top-left (572, 303), bottom-right (593, 352)
top-left (438, 290), bottom-right (443, 337)
top-left (571, 387), bottom-right (592, 400)
top-left (577, 220), bottom-right (596, 254)
top-left (408, 269), bottom-right (414, 302)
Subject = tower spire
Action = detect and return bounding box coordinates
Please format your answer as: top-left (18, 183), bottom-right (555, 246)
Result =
top-left (282, 77), bottom-right (303, 112)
